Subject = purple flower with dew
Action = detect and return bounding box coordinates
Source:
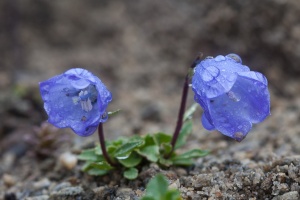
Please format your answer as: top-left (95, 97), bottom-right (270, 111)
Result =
top-left (192, 54), bottom-right (270, 141)
top-left (39, 68), bottom-right (112, 136)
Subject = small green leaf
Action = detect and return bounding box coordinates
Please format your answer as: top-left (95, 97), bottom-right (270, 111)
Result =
top-left (136, 134), bottom-right (159, 162)
top-left (161, 143), bottom-right (173, 155)
top-left (174, 120), bottom-right (193, 150)
top-left (165, 190), bottom-right (182, 200)
top-left (153, 133), bottom-right (171, 146)
top-left (90, 161), bottom-right (114, 170)
top-left (78, 148), bottom-right (104, 161)
top-left (171, 158), bottom-right (194, 166)
top-left (118, 151), bottom-right (142, 168)
top-left (159, 157), bottom-right (173, 167)
top-left (87, 168), bottom-right (108, 176)
top-left (142, 174), bottom-right (168, 200)
top-left (123, 168), bottom-right (138, 180)
top-left (94, 145), bottom-right (102, 155)
top-left (114, 140), bottom-right (144, 159)
top-left (171, 149), bottom-right (209, 166)
top-left (81, 161), bottom-right (94, 171)
top-left (172, 149), bottom-right (209, 160)
top-left (142, 174), bottom-right (182, 200)
top-left (108, 109), bottom-right (121, 117)
top-left (137, 145), bottom-right (159, 162)
top-left (183, 103), bottom-right (198, 121)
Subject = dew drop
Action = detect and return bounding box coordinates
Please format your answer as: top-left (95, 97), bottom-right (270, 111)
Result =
top-left (226, 54), bottom-right (242, 63)
top-left (226, 74), bottom-right (236, 82)
top-left (201, 66), bottom-right (220, 82)
top-left (214, 55), bottom-right (226, 62)
top-left (226, 91), bottom-right (241, 102)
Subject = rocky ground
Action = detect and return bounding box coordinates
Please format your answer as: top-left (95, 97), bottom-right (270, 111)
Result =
top-left (1, 0), bottom-right (300, 199)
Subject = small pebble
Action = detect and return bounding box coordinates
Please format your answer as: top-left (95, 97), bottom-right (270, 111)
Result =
top-left (25, 195), bottom-right (49, 200)
top-left (50, 182), bottom-right (71, 192)
top-left (3, 174), bottom-right (16, 187)
top-left (33, 178), bottom-right (51, 190)
top-left (59, 152), bottom-right (78, 170)
top-left (168, 179), bottom-right (180, 190)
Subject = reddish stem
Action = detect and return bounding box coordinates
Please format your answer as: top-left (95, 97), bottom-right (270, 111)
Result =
top-left (98, 123), bottom-right (117, 167)
top-left (167, 55), bottom-right (201, 158)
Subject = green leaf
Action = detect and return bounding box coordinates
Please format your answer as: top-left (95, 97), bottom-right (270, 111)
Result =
top-left (90, 161), bottom-right (114, 170)
top-left (172, 149), bottom-right (209, 160)
top-left (153, 133), bottom-right (171, 146)
top-left (142, 174), bottom-right (182, 200)
top-left (174, 120), bottom-right (193, 150)
top-left (165, 190), bottom-right (182, 200)
top-left (114, 140), bottom-right (144, 159)
top-left (142, 174), bottom-right (168, 200)
top-left (183, 103), bottom-right (198, 121)
top-left (171, 158), bottom-right (193, 166)
top-left (81, 161), bottom-right (94, 171)
top-left (118, 151), bottom-right (142, 168)
top-left (137, 145), bottom-right (159, 162)
top-left (161, 143), bottom-right (173, 155)
top-left (136, 135), bottom-right (159, 162)
top-left (171, 149), bottom-right (209, 165)
top-left (94, 145), bottom-right (102, 155)
top-left (108, 109), bottom-right (121, 117)
top-left (87, 168), bottom-right (108, 176)
top-left (159, 157), bottom-right (173, 167)
top-left (123, 168), bottom-right (138, 180)
top-left (77, 148), bottom-right (104, 162)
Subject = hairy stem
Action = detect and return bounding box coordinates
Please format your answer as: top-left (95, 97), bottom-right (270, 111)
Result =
top-left (98, 123), bottom-right (117, 167)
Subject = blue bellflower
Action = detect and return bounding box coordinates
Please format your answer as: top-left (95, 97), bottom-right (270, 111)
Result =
top-left (192, 54), bottom-right (270, 141)
top-left (40, 68), bottom-right (112, 136)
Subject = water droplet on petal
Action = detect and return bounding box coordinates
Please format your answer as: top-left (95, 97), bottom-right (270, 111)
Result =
top-left (205, 56), bottom-right (213, 59)
top-left (214, 55), bottom-right (226, 61)
top-left (201, 66), bottom-right (220, 82)
top-left (226, 54), bottom-right (242, 63)
top-left (226, 74), bottom-right (237, 82)
top-left (226, 91), bottom-right (241, 102)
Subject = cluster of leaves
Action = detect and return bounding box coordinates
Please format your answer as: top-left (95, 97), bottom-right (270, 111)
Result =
top-left (142, 174), bottom-right (181, 200)
top-left (78, 104), bottom-right (209, 179)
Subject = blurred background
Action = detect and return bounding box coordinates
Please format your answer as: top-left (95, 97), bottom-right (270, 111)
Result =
top-left (0, 0), bottom-right (300, 154)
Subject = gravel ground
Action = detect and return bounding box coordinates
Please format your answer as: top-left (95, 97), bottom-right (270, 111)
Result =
top-left (1, 1), bottom-right (300, 199)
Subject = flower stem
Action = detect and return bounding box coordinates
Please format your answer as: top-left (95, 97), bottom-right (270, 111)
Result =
top-left (167, 55), bottom-right (202, 158)
top-left (98, 123), bottom-right (117, 167)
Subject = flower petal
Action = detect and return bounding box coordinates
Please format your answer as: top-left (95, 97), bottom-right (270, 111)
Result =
top-left (39, 68), bottom-right (112, 136)
top-left (207, 75), bottom-right (270, 140)
top-left (192, 55), bottom-right (250, 99)
top-left (201, 114), bottom-right (215, 130)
